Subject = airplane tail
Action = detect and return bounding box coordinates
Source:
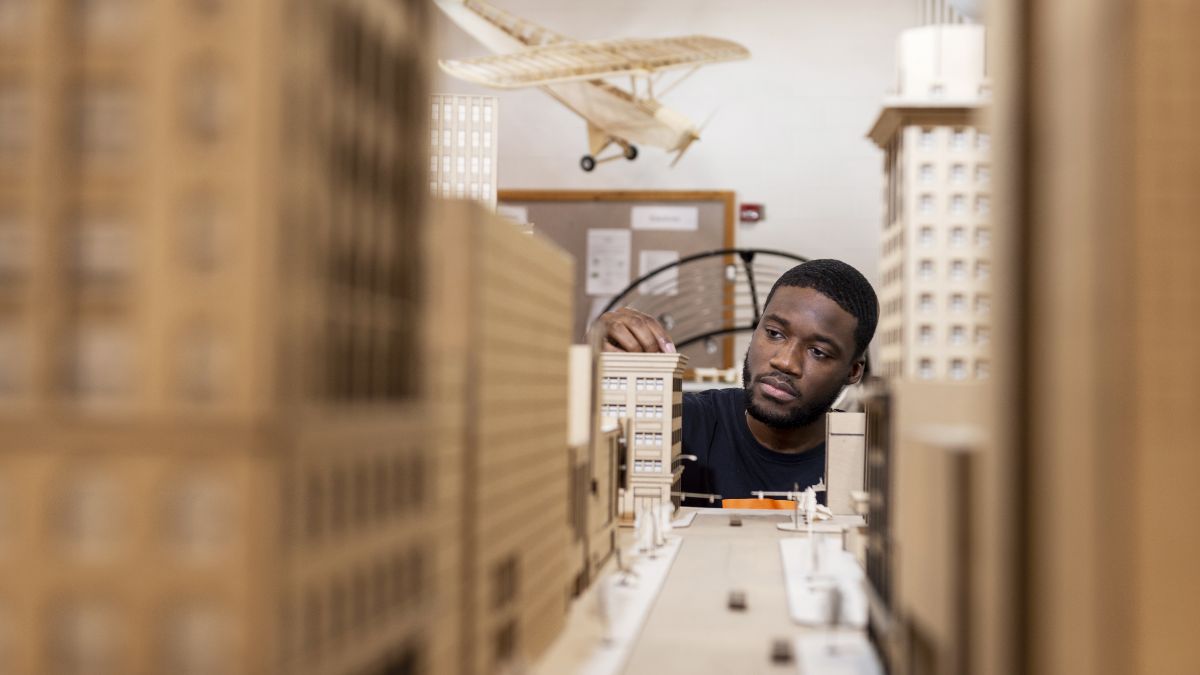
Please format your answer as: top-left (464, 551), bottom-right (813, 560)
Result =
top-left (669, 107), bottom-right (717, 168)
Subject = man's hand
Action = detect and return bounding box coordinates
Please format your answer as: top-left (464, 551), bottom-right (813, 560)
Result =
top-left (593, 308), bottom-right (677, 353)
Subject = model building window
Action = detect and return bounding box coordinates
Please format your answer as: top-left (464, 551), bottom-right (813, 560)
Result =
top-left (430, 129), bottom-right (437, 146)
top-left (975, 325), bottom-right (991, 345)
top-left (950, 194), bottom-right (966, 215)
top-left (71, 326), bottom-right (132, 403)
top-left (918, 259), bottom-right (934, 280)
top-left (180, 65), bottom-right (231, 142)
top-left (492, 555), bottom-right (518, 609)
top-left (303, 590), bottom-right (323, 657)
top-left (483, 131), bottom-right (493, 148)
top-left (975, 359), bottom-right (991, 379)
top-left (75, 214), bottom-right (132, 282)
top-left (918, 163), bottom-right (934, 183)
top-left (918, 359), bottom-right (935, 380)
top-left (305, 472), bottom-right (324, 542)
top-left (918, 194), bottom-right (934, 215)
top-left (976, 195), bottom-right (990, 215)
top-left (950, 226), bottom-right (966, 247)
top-left (918, 325), bottom-right (934, 344)
top-left (950, 259), bottom-right (966, 281)
top-left (494, 619), bottom-right (518, 664)
top-left (951, 127), bottom-right (968, 150)
top-left (0, 323), bottom-right (22, 396)
top-left (52, 601), bottom-right (121, 673)
top-left (950, 163), bottom-right (966, 183)
top-left (330, 466), bottom-right (347, 534)
top-left (0, 83), bottom-right (26, 162)
top-left (919, 127), bottom-right (935, 149)
top-left (162, 604), bottom-right (229, 674)
top-left (949, 359), bottom-right (967, 380)
top-left (975, 226), bottom-right (991, 248)
top-left (976, 131), bottom-right (991, 150)
top-left (975, 260), bottom-right (990, 280)
top-left (329, 578), bottom-right (347, 642)
top-left (975, 294), bottom-right (991, 315)
top-left (484, 103), bottom-right (494, 123)
top-left (918, 293), bottom-right (934, 312)
top-left (78, 84), bottom-right (134, 160)
top-left (57, 471), bottom-right (123, 561)
top-left (950, 293), bottom-right (966, 312)
top-left (165, 474), bottom-right (230, 562)
top-left (976, 164), bottom-right (991, 184)
top-left (918, 226), bottom-right (934, 247)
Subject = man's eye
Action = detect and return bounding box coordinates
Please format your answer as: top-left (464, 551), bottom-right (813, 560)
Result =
top-left (764, 329), bottom-right (783, 339)
top-left (810, 348), bottom-right (828, 359)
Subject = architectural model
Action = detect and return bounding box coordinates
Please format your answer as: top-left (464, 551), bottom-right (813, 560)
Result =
top-left (0, 0), bottom-right (437, 673)
top-left (598, 352), bottom-right (687, 518)
top-left (825, 411), bottom-right (867, 515)
top-left (868, 23), bottom-right (993, 382)
top-left (434, 0), bottom-right (749, 171)
top-left (429, 94), bottom-right (499, 209)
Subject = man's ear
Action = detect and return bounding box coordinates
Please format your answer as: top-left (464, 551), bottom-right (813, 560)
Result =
top-left (846, 357), bottom-right (866, 385)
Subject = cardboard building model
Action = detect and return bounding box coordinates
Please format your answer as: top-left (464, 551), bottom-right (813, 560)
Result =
top-left (868, 24), bottom-right (993, 382)
top-left (598, 353), bottom-right (688, 519)
top-left (0, 0), bottom-right (437, 673)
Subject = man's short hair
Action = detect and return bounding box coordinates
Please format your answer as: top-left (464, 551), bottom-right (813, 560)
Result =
top-left (763, 259), bottom-right (879, 360)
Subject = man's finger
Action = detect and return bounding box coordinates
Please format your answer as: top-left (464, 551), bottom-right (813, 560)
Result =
top-left (626, 319), bottom-right (663, 353)
top-left (607, 323), bottom-right (645, 352)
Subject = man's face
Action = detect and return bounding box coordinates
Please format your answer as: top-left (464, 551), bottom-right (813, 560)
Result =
top-left (742, 286), bottom-right (865, 429)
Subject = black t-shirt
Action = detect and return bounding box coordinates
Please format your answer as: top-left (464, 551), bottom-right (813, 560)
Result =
top-left (679, 387), bottom-right (826, 507)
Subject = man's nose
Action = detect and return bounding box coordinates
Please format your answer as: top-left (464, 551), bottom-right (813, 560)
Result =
top-left (768, 344), bottom-right (803, 376)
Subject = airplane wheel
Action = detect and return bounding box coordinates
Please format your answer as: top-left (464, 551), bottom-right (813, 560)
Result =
top-left (624, 145), bottom-right (638, 160)
top-left (580, 155), bottom-right (596, 172)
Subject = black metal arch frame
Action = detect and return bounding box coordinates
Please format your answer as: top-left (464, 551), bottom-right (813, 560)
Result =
top-left (598, 248), bottom-right (809, 350)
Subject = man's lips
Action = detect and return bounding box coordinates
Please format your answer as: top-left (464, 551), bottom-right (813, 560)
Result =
top-left (756, 377), bottom-right (797, 401)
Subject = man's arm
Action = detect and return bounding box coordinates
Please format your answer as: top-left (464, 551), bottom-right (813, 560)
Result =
top-left (592, 307), bottom-right (676, 353)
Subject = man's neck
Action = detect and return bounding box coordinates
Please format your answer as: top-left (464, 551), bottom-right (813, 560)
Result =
top-left (744, 412), bottom-right (824, 454)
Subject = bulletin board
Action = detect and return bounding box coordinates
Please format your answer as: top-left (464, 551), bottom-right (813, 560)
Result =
top-left (497, 190), bottom-right (736, 369)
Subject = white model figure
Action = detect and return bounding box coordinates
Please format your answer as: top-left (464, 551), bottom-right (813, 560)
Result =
top-left (435, 0), bottom-right (749, 170)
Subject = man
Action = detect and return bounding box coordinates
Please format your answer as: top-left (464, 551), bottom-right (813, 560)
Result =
top-left (594, 259), bottom-right (878, 505)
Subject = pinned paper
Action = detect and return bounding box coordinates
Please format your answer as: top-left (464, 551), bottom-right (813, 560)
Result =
top-left (586, 229), bottom-right (631, 296)
top-left (631, 205), bottom-right (699, 231)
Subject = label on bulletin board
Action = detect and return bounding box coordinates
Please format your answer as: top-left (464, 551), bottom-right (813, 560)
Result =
top-left (631, 205), bottom-right (699, 231)
top-left (638, 250), bottom-right (680, 296)
top-left (586, 229), bottom-right (632, 296)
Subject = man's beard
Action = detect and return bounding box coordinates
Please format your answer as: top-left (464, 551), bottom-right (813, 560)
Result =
top-left (742, 359), bottom-right (842, 429)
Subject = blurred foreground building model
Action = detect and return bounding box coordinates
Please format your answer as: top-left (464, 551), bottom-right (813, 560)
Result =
top-left (0, 0), bottom-right (445, 672)
top-left (869, 23), bottom-right (993, 382)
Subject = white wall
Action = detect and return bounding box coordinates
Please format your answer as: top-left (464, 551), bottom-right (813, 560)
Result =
top-left (433, 0), bottom-right (919, 287)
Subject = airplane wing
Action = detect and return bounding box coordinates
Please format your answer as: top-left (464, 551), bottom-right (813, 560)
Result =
top-left (439, 36), bottom-right (750, 89)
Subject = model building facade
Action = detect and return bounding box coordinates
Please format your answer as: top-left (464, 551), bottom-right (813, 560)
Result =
top-left (429, 94), bottom-right (498, 209)
top-left (424, 199), bottom-right (575, 675)
top-left (599, 353), bottom-right (687, 517)
top-left (868, 24), bottom-right (993, 382)
top-left (0, 0), bottom-right (439, 673)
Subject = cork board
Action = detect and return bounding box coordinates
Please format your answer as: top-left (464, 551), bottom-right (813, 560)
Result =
top-left (498, 190), bottom-right (735, 369)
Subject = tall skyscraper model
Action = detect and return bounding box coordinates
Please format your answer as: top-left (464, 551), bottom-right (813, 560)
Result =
top-left (868, 24), bottom-right (992, 382)
top-left (0, 1), bottom-right (438, 673)
top-left (429, 94), bottom-right (499, 209)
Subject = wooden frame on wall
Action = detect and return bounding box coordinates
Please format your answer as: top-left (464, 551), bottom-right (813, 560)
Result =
top-left (497, 190), bottom-right (737, 370)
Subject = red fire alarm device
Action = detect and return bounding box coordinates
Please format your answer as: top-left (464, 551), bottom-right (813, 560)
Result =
top-left (739, 203), bottom-right (765, 223)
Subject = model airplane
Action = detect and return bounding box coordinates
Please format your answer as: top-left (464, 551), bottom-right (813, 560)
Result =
top-left (434, 0), bottom-right (750, 171)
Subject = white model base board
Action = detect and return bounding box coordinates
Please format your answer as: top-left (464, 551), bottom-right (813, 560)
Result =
top-left (534, 537), bottom-right (683, 675)
top-left (795, 631), bottom-right (884, 675)
top-left (778, 537), bottom-right (868, 628)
